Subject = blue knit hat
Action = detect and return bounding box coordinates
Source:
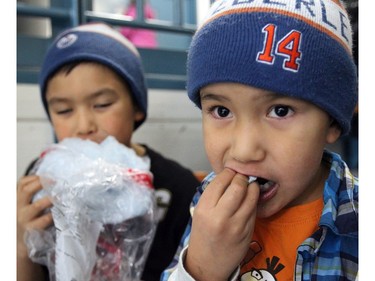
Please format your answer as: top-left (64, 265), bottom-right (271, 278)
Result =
top-left (188, 0), bottom-right (357, 135)
top-left (39, 22), bottom-right (148, 129)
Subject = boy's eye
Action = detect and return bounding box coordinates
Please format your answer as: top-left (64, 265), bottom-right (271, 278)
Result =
top-left (212, 106), bottom-right (232, 118)
top-left (94, 102), bottom-right (112, 109)
top-left (56, 108), bottom-right (72, 115)
top-left (268, 105), bottom-right (294, 118)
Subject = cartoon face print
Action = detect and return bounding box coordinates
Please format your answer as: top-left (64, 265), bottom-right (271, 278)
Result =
top-left (241, 256), bottom-right (285, 281)
top-left (241, 268), bottom-right (276, 281)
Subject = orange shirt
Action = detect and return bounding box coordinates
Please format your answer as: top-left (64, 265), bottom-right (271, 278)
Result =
top-left (239, 198), bottom-right (323, 281)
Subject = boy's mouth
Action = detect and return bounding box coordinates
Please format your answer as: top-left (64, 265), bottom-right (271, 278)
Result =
top-left (249, 176), bottom-right (275, 193)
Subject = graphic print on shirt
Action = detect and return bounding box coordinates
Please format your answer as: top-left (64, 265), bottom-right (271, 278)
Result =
top-left (240, 241), bottom-right (285, 281)
top-left (154, 188), bottom-right (172, 222)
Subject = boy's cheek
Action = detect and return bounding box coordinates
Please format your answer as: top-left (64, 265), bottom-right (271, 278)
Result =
top-left (204, 137), bottom-right (225, 171)
top-left (51, 122), bottom-right (71, 142)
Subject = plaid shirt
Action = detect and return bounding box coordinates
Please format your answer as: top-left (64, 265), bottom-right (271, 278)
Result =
top-left (161, 151), bottom-right (358, 281)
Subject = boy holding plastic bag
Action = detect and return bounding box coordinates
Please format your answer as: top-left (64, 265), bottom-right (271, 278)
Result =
top-left (17, 23), bottom-right (199, 281)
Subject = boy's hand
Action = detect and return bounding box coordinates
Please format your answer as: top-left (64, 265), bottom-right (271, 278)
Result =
top-left (17, 175), bottom-right (53, 258)
top-left (185, 168), bottom-right (259, 281)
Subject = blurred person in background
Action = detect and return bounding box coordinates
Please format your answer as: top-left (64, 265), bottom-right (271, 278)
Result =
top-left (120, 0), bottom-right (158, 48)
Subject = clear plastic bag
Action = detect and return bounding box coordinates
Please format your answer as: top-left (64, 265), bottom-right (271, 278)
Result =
top-left (25, 136), bottom-right (156, 281)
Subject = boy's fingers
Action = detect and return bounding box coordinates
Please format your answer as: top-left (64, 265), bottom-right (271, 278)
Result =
top-left (236, 180), bottom-right (260, 220)
top-left (30, 197), bottom-right (53, 215)
top-left (17, 175), bottom-right (39, 187)
top-left (216, 173), bottom-right (253, 217)
top-left (17, 176), bottom-right (43, 206)
top-left (18, 197), bottom-right (53, 225)
top-left (199, 168), bottom-right (236, 208)
top-left (26, 212), bottom-right (53, 231)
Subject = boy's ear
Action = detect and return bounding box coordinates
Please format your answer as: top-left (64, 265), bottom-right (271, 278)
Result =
top-left (326, 120), bottom-right (341, 144)
top-left (134, 109), bottom-right (145, 122)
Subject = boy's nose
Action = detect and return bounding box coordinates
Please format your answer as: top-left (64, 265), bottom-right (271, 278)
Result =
top-left (230, 122), bottom-right (265, 163)
top-left (76, 110), bottom-right (97, 137)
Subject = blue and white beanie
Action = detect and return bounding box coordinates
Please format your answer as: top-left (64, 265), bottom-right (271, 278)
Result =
top-left (39, 22), bottom-right (147, 129)
top-left (188, 0), bottom-right (357, 135)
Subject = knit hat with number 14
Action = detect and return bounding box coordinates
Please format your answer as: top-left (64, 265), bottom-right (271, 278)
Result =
top-left (187, 0), bottom-right (357, 135)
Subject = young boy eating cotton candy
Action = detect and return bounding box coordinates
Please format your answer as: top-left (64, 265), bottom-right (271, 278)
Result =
top-left (17, 22), bottom-right (199, 281)
top-left (161, 0), bottom-right (358, 280)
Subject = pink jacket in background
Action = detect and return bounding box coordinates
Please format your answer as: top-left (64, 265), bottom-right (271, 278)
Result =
top-left (120, 3), bottom-right (157, 48)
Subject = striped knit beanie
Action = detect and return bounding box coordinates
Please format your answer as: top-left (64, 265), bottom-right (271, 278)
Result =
top-left (188, 0), bottom-right (357, 135)
top-left (39, 22), bottom-right (148, 129)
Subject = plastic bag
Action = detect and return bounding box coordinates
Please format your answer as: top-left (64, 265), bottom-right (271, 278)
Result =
top-left (25, 136), bottom-right (156, 281)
